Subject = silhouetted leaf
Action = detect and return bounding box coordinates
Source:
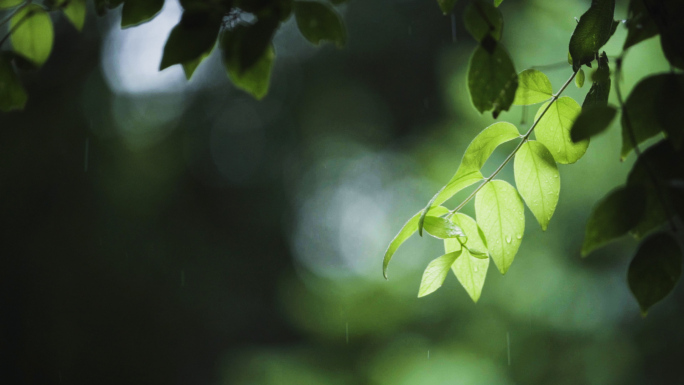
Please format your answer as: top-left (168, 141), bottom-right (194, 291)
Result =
top-left (121, 0), bottom-right (164, 28)
top-left (628, 232), bottom-right (682, 314)
top-left (423, 216), bottom-right (465, 239)
top-left (446, 215), bottom-right (489, 302)
top-left (418, 250), bottom-right (461, 297)
top-left (475, 180), bottom-right (524, 274)
top-left (160, 10), bottom-right (222, 70)
top-left (582, 185), bottom-right (646, 256)
top-left (582, 53), bottom-right (611, 109)
top-left (294, 0), bottom-right (346, 47)
top-left (383, 206), bottom-right (450, 279)
top-left (642, 0), bottom-right (684, 69)
top-left (535, 96), bottom-right (588, 164)
top-left (512, 69), bottom-right (553, 106)
top-left (624, 0), bottom-right (659, 49)
top-left (570, 104), bottom-right (617, 142)
top-left (467, 39), bottom-right (518, 118)
top-left (182, 48), bottom-right (212, 80)
top-left (575, 68), bottom-right (585, 88)
top-left (437, 0), bottom-right (457, 15)
top-left (0, 53), bottom-right (27, 111)
top-left (627, 140), bottom-right (684, 238)
top-left (569, 0), bottom-right (615, 70)
top-left (514, 140), bottom-right (560, 231)
top-left (10, 4), bottom-right (54, 67)
top-left (621, 73), bottom-right (684, 158)
top-left (464, 0), bottom-right (503, 42)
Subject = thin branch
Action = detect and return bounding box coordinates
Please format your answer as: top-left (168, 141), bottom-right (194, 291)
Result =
top-left (449, 68), bottom-right (580, 215)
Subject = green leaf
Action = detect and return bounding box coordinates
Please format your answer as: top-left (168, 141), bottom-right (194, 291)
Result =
top-left (475, 180), bottom-right (524, 274)
top-left (581, 185), bottom-right (646, 256)
top-left (494, 0), bottom-right (503, 6)
top-left (570, 104), bottom-right (617, 143)
top-left (514, 141), bottom-right (560, 231)
top-left (0, 0), bottom-right (23, 9)
top-left (418, 250), bottom-right (461, 297)
top-left (423, 216), bottom-right (465, 239)
top-left (61, 0), bottom-right (86, 31)
top-left (575, 68), bottom-right (585, 88)
top-left (121, 0), bottom-right (164, 28)
top-left (182, 49), bottom-right (212, 80)
top-left (382, 206), bottom-right (450, 279)
top-left (446, 214), bottom-right (489, 302)
top-left (568, 0), bottom-right (616, 70)
top-left (512, 69), bottom-right (553, 106)
top-left (627, 140), bottom-right (684, 238)
top-left (582, 53), bottom-right (611, 109)
top-left (621, 73), bottom-right (684, 159)
top-left (294, 0), bottom-right (346, 48)
top-left (534, 96), bottom-right (588, 164)
top-left (437, 0), bottom-right (457, 15)
top-left (624, 0), bottom-right (659, 49)
top-left (160, 10), bottom-right (222, 71)
top-left (642, 0), bottom-right (684, 69)
top-left (10, 4), bottom-right (54, 67)
top-left (467, 39), bottom-right (518, 118)
top-left (417, 122), bottom-right (519, 233)
top-left (464, 0), bottom-right (503, 42)
top-left (0, 53), bottom-right (27, 111)
top-left (628, 232), bottom-right (682, 314)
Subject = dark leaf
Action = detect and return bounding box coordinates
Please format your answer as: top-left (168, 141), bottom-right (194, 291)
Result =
top-left (121, 0), bottom-right (164, 28)
top-left (624, 0), bottom-right (659, 49)
top-left (464, 0), bottom-right (503, 42)
top-left (294, 0), bottom-right (346, 47)
top-left (642, 0), bottom-right (684, 69)
top-left (569, 0), bottom-right (616, 71)
top-left (582, 53), bottom-right (611, 109)
top-left (221, 29), bottom-right (275, 99)
top-left (582, 184), bottom-right (646, 256)
top-left (628, 232), bottom-right (682, 314)
top-left (570, 104), bottom-right (617, 142)
top-left (467, 38), bottom-right (518, 118)
top-left (159, 9), bottom-right (222, 70)
top-left (0, 53), bottom-right (27, 111)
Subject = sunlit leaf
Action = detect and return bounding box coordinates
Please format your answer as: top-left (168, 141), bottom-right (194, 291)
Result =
top-left (627, 140), bottom-right (684, 238)
top-left (570, 104), bottom-right (617, 143)
top-left (62, 0), bottom-right (86, 31)
top-left (464, 0), bottom-right (503, 42)
top-left (582, 53), bottom-right (611, 109)
top-left (160, 10), bottom-right (222, 71)
top-left (582, 185), bottom-right (646, 256)
top-left (0, 0), bottom-right (23, 9)
top-left (382, 206), bottom-right (450, 279)
top-left (294, 0), bottom-right (346, 47)
top-left (569, 0), bottom-right (616, 70)
top-left (121, 0), bottom-right (164, 28)
top-left (446, 214), bottom-right (489, 302)
top-left (418, 250), bottom-right (461, 297)
top-left (624, 0), bottom-right (659, 49)
top-left (475, 180), bottom-right (524, 274)
top-left (621, 73), bottom-right (684, 158)
top-left (423, 216), bottom-right (465, 239)
top-left (628, 232), bottom-right (682, 314)
top-left (10, 4), bottom-right (53, 67)
top-left (575, 68), bottom-right (585, 88)
top-left (467, 39), bottom-right (518, 118)
top-left (514, 140), bottom-right (560, 231)
top-left (512, 69), bottom-right (553, 106)
top-left (494, 0), bottom-right (503, 6)
top-left (535, 96), bottom-right (588, 164)
top-left (0, 53), bottom-right (27, 111)
top-left (417, 122), bottom-right (519, 233)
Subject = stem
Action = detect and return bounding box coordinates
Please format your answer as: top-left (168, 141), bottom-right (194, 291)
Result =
top-left (449, 68), bottom-right (579, 215)
top-left (615, 53), bottom-right (678, 232)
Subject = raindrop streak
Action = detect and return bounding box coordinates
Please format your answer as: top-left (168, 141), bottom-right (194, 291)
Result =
top-left (507, 331), bottom-right (511, 366)
top-left (505, 235), bottom-right (512, 243)
top-left (451, 13), bottom-right (457, 43)
top-left (427, 350), bottom-right (430, 360)
top-left (84, 138), bottom-right (90, 173)
top-left (181, 270), bottom-right (185, 287)
top-left (345, 322), bottom-right (349, 344)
